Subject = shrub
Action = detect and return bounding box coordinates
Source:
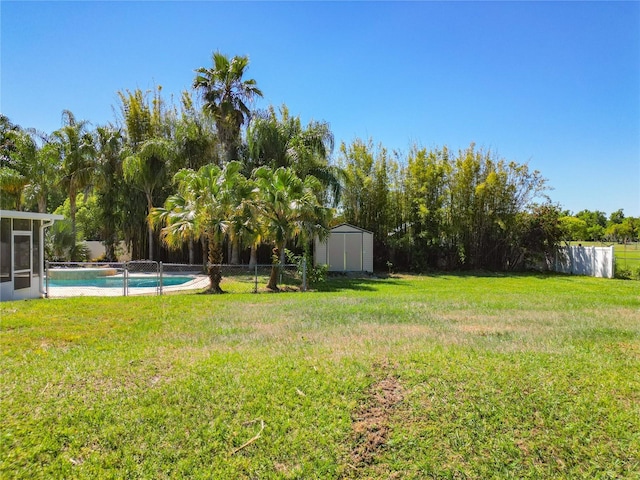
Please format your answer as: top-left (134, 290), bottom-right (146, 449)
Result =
top-left (614, 264), bottom-right (632, 280)
top-left (285, 249), bottom-right (328, 286)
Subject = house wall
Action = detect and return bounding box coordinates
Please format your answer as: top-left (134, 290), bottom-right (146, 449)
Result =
top-left (0, 218), bottom-right (42, 301)
top-left (0, 211), bottom-right (63, 301)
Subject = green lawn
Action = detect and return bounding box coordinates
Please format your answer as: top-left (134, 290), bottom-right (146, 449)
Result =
top-left (1, 274), bottom-right (639, 479)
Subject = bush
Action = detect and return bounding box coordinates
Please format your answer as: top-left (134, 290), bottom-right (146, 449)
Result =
top-left (614, 264), bottom-right (632, 280)
top-left (284, 249), bottom-right (328, 286)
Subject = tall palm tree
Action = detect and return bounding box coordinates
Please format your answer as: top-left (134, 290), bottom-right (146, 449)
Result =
top-left (193, 52), bottom-right (263, 164)
top-left (246, 105), bottom-right (343, 207)
top-left (123, 138), bottom-right (175, 261)
top-left (94, 126), bottom-right (125, 261)
top-left (253, 166), bottom-right (331, 291)
top-left (53, 110), bottom-right (95, 249)
top-left (150, 161), bottom-right (245, 293)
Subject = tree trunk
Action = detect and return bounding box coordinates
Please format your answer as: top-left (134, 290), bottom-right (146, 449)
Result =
top-left (201, 237), bottom-right (207, 270)
top-left (37, 195), bottom-right (46, 214)
top-left (69, 188), bottom-right (77, 248)
top-left (147, 225), bottom-right (154, 261)
top-left (207, 234), bottom-right (224, 293)
top-left (188, 238), bottom-right (195, 265)
top-left (231, 238), bottom-right (240, 264)
top-left (146, 194), bottom-right (154, 261)
top-left (266, 242), bottom-right (284, 291)
top-left (249, 244), bottom-right (258, 269)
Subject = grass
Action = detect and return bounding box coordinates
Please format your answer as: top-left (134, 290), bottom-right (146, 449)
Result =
top-left (1, 273), bottom-right (639, 478)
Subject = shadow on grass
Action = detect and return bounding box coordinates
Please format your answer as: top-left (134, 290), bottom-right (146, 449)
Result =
top-left (312, 274), bottom-right (407, 292)
top-left (312, 270), bottom-right (572, 292)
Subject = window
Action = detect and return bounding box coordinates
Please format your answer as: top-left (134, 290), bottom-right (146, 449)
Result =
top-left (13, 218), bottom-right (30, 231)
top-left (33, 220), bottom-right (40, 276)
top-left (0, 218), bottom-right (10, 283)
top-left (13, 234), bottom-right (31, 290)
top-left (14, 235), bottom-right (31, 271)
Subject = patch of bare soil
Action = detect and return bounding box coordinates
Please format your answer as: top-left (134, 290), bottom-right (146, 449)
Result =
top-left (343, 363), bottom-right (404, 476)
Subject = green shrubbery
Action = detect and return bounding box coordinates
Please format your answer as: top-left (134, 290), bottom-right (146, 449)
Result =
top-left (285, 249), bottom-right (328, 286)
top-left (615, 263), bottom-right (640, 280)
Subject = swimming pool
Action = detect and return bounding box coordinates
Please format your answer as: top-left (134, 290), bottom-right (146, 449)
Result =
top-left (48, 275), bottom-right (195, 288)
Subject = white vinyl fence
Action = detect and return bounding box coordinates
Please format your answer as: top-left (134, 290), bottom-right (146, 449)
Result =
top-left (554, 246), bottom-right (614, 278)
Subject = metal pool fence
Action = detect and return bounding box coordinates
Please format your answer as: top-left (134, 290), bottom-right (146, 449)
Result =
top-left (45, 261), bottom-right (306, 298)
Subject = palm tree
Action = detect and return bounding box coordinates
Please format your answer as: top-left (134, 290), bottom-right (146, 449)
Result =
top-left (123, 138), bottom-right (175, 261)
top-left (246, 105), bottom-right (343, 207)
top-left (53, 110), bottom-right (95, 250)
top-left (0, 167), bottom-right (27, 210)
top-left (193, 52), bottom-right (263, 164)
top-left (150, 161), bottom-right (245, 293)
top-left (94, 126), bottom-right (125, 261)
top-left (253, 166), bottom-right (331, 291)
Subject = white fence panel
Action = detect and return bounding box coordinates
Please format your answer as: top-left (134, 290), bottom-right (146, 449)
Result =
top-left (554, 246), bottom-right (614, 278)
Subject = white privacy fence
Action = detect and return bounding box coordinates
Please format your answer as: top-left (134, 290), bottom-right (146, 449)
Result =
top-left (554, 246), bottom-right (614, 278)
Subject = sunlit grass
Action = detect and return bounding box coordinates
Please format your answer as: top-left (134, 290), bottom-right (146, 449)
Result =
top-left (1, 273), bottom-right (638, 478)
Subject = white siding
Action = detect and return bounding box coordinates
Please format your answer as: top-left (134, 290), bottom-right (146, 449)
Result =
top-left (362, 231), bottom-right (374, 272)
top-left (314, 236), bottom-right (327, 266)
top-left (314, 224), bottom-right (374, 273)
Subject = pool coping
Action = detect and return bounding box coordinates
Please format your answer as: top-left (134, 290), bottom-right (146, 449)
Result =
top-left (46, 275), bottom-right (210, 298)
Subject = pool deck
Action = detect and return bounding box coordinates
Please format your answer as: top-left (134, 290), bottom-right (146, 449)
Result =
top-left (46, 275), bottom-right (210, 298)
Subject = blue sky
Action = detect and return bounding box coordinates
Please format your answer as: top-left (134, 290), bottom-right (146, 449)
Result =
top-left (2, 1), bottom-right (639, 216)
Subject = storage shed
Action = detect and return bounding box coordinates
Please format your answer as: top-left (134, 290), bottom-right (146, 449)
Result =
top-left (314, 223), bottom-right (373, 273)
top-left (0, 210), bottom-right (63, 301)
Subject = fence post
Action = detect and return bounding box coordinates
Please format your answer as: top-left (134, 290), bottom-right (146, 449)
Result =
top-left (159, 261), bottom-right (163, 296)
top-left (610, 245), bottom-right (615, 279)
top-left (45, 261), bottom-right (50, 298)
top-left (254, 264), bottom-right (258, 293)
top-left (123, 262), bottom-right (128, 297)
top-left (302, 257), bottom-right (307, 292)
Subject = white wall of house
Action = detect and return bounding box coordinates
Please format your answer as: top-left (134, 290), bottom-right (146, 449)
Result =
top-left (315, 224), bottom-right (374, 273)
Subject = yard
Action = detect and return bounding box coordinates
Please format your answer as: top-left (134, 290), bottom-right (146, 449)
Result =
top-left (1, 273), bottom-right (639, 478)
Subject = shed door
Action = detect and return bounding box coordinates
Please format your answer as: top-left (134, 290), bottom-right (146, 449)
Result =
top-left (344, 233), bottom-right (362, 271)
top-left (13, 232), bottom-right (32, 291)
top-left (328, 233), bottom-right (345, 271)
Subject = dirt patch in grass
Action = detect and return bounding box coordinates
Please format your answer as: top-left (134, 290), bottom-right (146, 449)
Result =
top-left (343, 362), bottom-right (404, 476)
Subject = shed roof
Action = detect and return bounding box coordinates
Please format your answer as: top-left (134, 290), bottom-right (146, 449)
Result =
top-left (329, 223), bottom-right (373, 235)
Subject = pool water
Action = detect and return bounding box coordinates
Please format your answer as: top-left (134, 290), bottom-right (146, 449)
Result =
top-left (48, 275), bottom-right (194, 288)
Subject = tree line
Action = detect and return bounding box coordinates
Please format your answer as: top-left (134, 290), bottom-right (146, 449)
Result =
top-left (2, 52), bottom-right (637, 285)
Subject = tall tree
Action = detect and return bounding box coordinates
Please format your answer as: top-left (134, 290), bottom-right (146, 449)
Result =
top-left (172, 91), bottom-right (218, 172)
top-left (404, 146), bottom-right (451, 269)
top-left (123, 139), bottom-right (175, 261)
top-left (0, 128), bottom-right (31, 210)
top-left (193, 52), bottom-right (263, 164)
top-left (94, 125), bottom-right (125, 260)
top-left (117, 87), bottom-right (175, 260)
top-left (338, 139), bottom-right (393, 267)
top-left (253, 166), bottom-right (331, 290)
top-left (246, 105), bottom-right (342, 206)
top-left (53, 110), bottom-right (95, 249)
top-left (150, 161), bottom-right (245, 292)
